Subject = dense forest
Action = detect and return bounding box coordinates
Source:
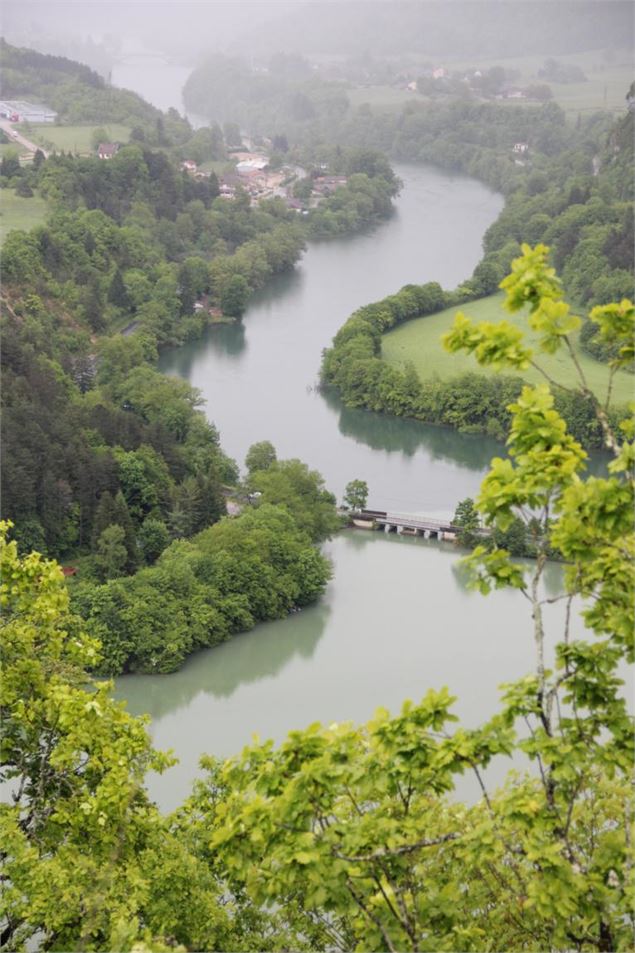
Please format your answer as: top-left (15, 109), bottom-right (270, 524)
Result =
top-left (0, 40), bottom-right (399, 571)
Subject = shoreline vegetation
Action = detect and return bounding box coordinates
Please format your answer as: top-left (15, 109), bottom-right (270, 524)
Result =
top-left (320, 277), bottom-right (631, 449)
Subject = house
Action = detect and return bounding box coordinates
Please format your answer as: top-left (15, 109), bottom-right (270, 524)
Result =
top-left (236, 157), bottom-right (268, 175)
top-left (97, 142), bottom-right (119, 160)
top-left (180, 160), bottom-right (197, 173)
top-left (432, 67), bottom-right (446, 80)
top-left (407, 81), bottom-right (417, 92)
top-left (501, 87), bottom-right (526, 100)
top-left (512, 142), bottom-right (529, 155)
top-left (312, 175), bottom-right (348, 196)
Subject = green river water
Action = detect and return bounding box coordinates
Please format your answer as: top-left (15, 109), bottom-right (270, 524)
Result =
top-left (111, 150), bottom-right (595, 811)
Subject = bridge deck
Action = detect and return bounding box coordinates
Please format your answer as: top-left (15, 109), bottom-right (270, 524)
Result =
top-left (359, 510), bottom-right (457, 532)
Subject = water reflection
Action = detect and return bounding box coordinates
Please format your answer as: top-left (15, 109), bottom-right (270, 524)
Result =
top-left (324, 388), bottom-right (505, 469)
top-left (116, 599), bottom-right (330, 722)
top-left (451, 549), bottom-right (566, 599)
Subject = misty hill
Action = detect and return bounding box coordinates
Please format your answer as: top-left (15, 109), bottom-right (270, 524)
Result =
top-left (0, 39), bottom-right (160, 125)
top-left (234, 1), bottom-right (634, 59)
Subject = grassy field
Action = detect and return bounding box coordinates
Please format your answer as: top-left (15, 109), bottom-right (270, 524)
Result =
top-left (445, 48), bottom-right (633, 116)
top-left (349, 49), bottom-right (632, 118)
top-left (348, 85), bottom-right (423, 109)
top-left (382, 293), bottom-right (634, 406)
top-left (0, 189), bottom-right (48, 244)
top-left (28, 124), bottom-right (131, 155)
top-left (199, 159), bottom-right (237, 175)
top-left (0, 141), bottom-right (28, 158)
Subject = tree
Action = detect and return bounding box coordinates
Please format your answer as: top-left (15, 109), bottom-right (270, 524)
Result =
top-left (0, 522), bottom-right (249, 951)
top-left (95, 523), bottom-right (127, 580)
top-left (452, 496), bottom-right (480, 546)
top-left (245, 440), bottom-right (277, 474)
top-left (222, 121), bottom-right (242, 147)
top-left (248, 458), bottom-right (341, 543)
top-left (108, 266), bottom-right (132, 311)
top-left (343, 478), bottom-right (369, 512)
top-left (138, 515), bottom-right (170, 563)
top-left (220, 274), bottom-right (250, 318)
top-left (90, 126), bottom-right (109, 151)
top-left (1, 150), bottom-right (21, 178)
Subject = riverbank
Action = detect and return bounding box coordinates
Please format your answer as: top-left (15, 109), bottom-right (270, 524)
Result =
top-left (320, 279), bottom-right (631, 449)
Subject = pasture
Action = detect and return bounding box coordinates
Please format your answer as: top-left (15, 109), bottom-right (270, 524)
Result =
top-left (0, 189), bottom-right (48, 244)
top-left (28, 123), bottom-right (131, 155)
top-left (381, 292), bottom-right (634, 406)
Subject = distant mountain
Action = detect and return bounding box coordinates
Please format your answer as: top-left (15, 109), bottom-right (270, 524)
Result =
top-left (231, 1), bottom-right (634, 58)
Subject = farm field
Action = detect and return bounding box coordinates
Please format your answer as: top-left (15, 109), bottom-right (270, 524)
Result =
top-left (198, 159), bottom-right (237, 175)
top-left (0, 189), bottom-right (48, 244)
top-left (28, 123), bottom-right (131, 155)
top-left (347, 84), bottom-right (426, 110)
top-left (382, 292), bottom-right (634, 406)
top-left (448, 48), bottom-right (632, 116)
top-left (0, 142), bottom-right (28, 158)
top-left (349, 48), bottom-right (631, 117)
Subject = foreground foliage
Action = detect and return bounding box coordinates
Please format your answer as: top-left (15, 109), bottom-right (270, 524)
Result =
top-left (2, 267), bottom-right (633, 951)
top-left (183, 250), bottom-right (634, 951)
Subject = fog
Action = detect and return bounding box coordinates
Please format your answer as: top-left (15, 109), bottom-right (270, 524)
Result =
top-left (2, 1), bottom-right (633, 76)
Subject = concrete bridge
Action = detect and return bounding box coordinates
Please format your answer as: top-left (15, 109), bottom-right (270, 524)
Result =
top-left (354, 509), bottom-right (459, 540)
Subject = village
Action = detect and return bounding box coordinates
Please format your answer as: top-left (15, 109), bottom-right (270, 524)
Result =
top-left (180, 150), bottom-right (349, 211)
top-left (0, 99), bottom-right (350, 209)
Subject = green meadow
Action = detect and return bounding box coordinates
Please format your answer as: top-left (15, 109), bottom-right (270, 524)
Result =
top-left (348, 48), bottom-right (632, 117)
top-left (0, 189), bottom-right (48, 244)
top-left (382, 292), bottom-right (634, 406)
top-left (348, 85), bottom-right (423, 110)
top-left (29, 124), bottom-right (131, 155)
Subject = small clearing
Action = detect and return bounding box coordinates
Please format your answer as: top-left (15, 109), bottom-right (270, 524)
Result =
top-left (28, 123), bottom-right (131, 155)
top-left (0, 189), bottom-right (48, 244)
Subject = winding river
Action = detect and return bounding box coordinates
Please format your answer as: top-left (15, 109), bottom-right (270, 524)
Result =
top-left (112, 63), bottom-right (584, 812)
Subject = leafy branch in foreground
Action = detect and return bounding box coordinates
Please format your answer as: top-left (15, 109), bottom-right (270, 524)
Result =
top-left (2, 247), bottom-right (634, 951)
top-left (175, 248), bottom-right (633, 951)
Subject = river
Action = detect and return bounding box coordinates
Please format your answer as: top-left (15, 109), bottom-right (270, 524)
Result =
top-left (111, 62), bottom-right (581, 813)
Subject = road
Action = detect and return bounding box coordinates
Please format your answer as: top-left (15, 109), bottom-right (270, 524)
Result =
top-left (0, 120), bottom-right (49, 158)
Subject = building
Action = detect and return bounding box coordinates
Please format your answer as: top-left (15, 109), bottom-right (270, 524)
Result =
top-left (512, 142), bottom-right (529, 155)
top-left (236, 157), bottom-right (269, 175)
top-left (501, 87), bottom-right (526, 100)
top-left (97, 142), bottom-right (120, 160)
top-left (0, 100), bottom-right (57, 123)
top-left (312, 175), bottom-right (348, 196)
top-left (180, 160), bottom-right (197, 173)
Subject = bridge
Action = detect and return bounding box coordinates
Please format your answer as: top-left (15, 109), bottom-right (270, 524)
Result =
top-left (354, 509), bottom-right (459, 540)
